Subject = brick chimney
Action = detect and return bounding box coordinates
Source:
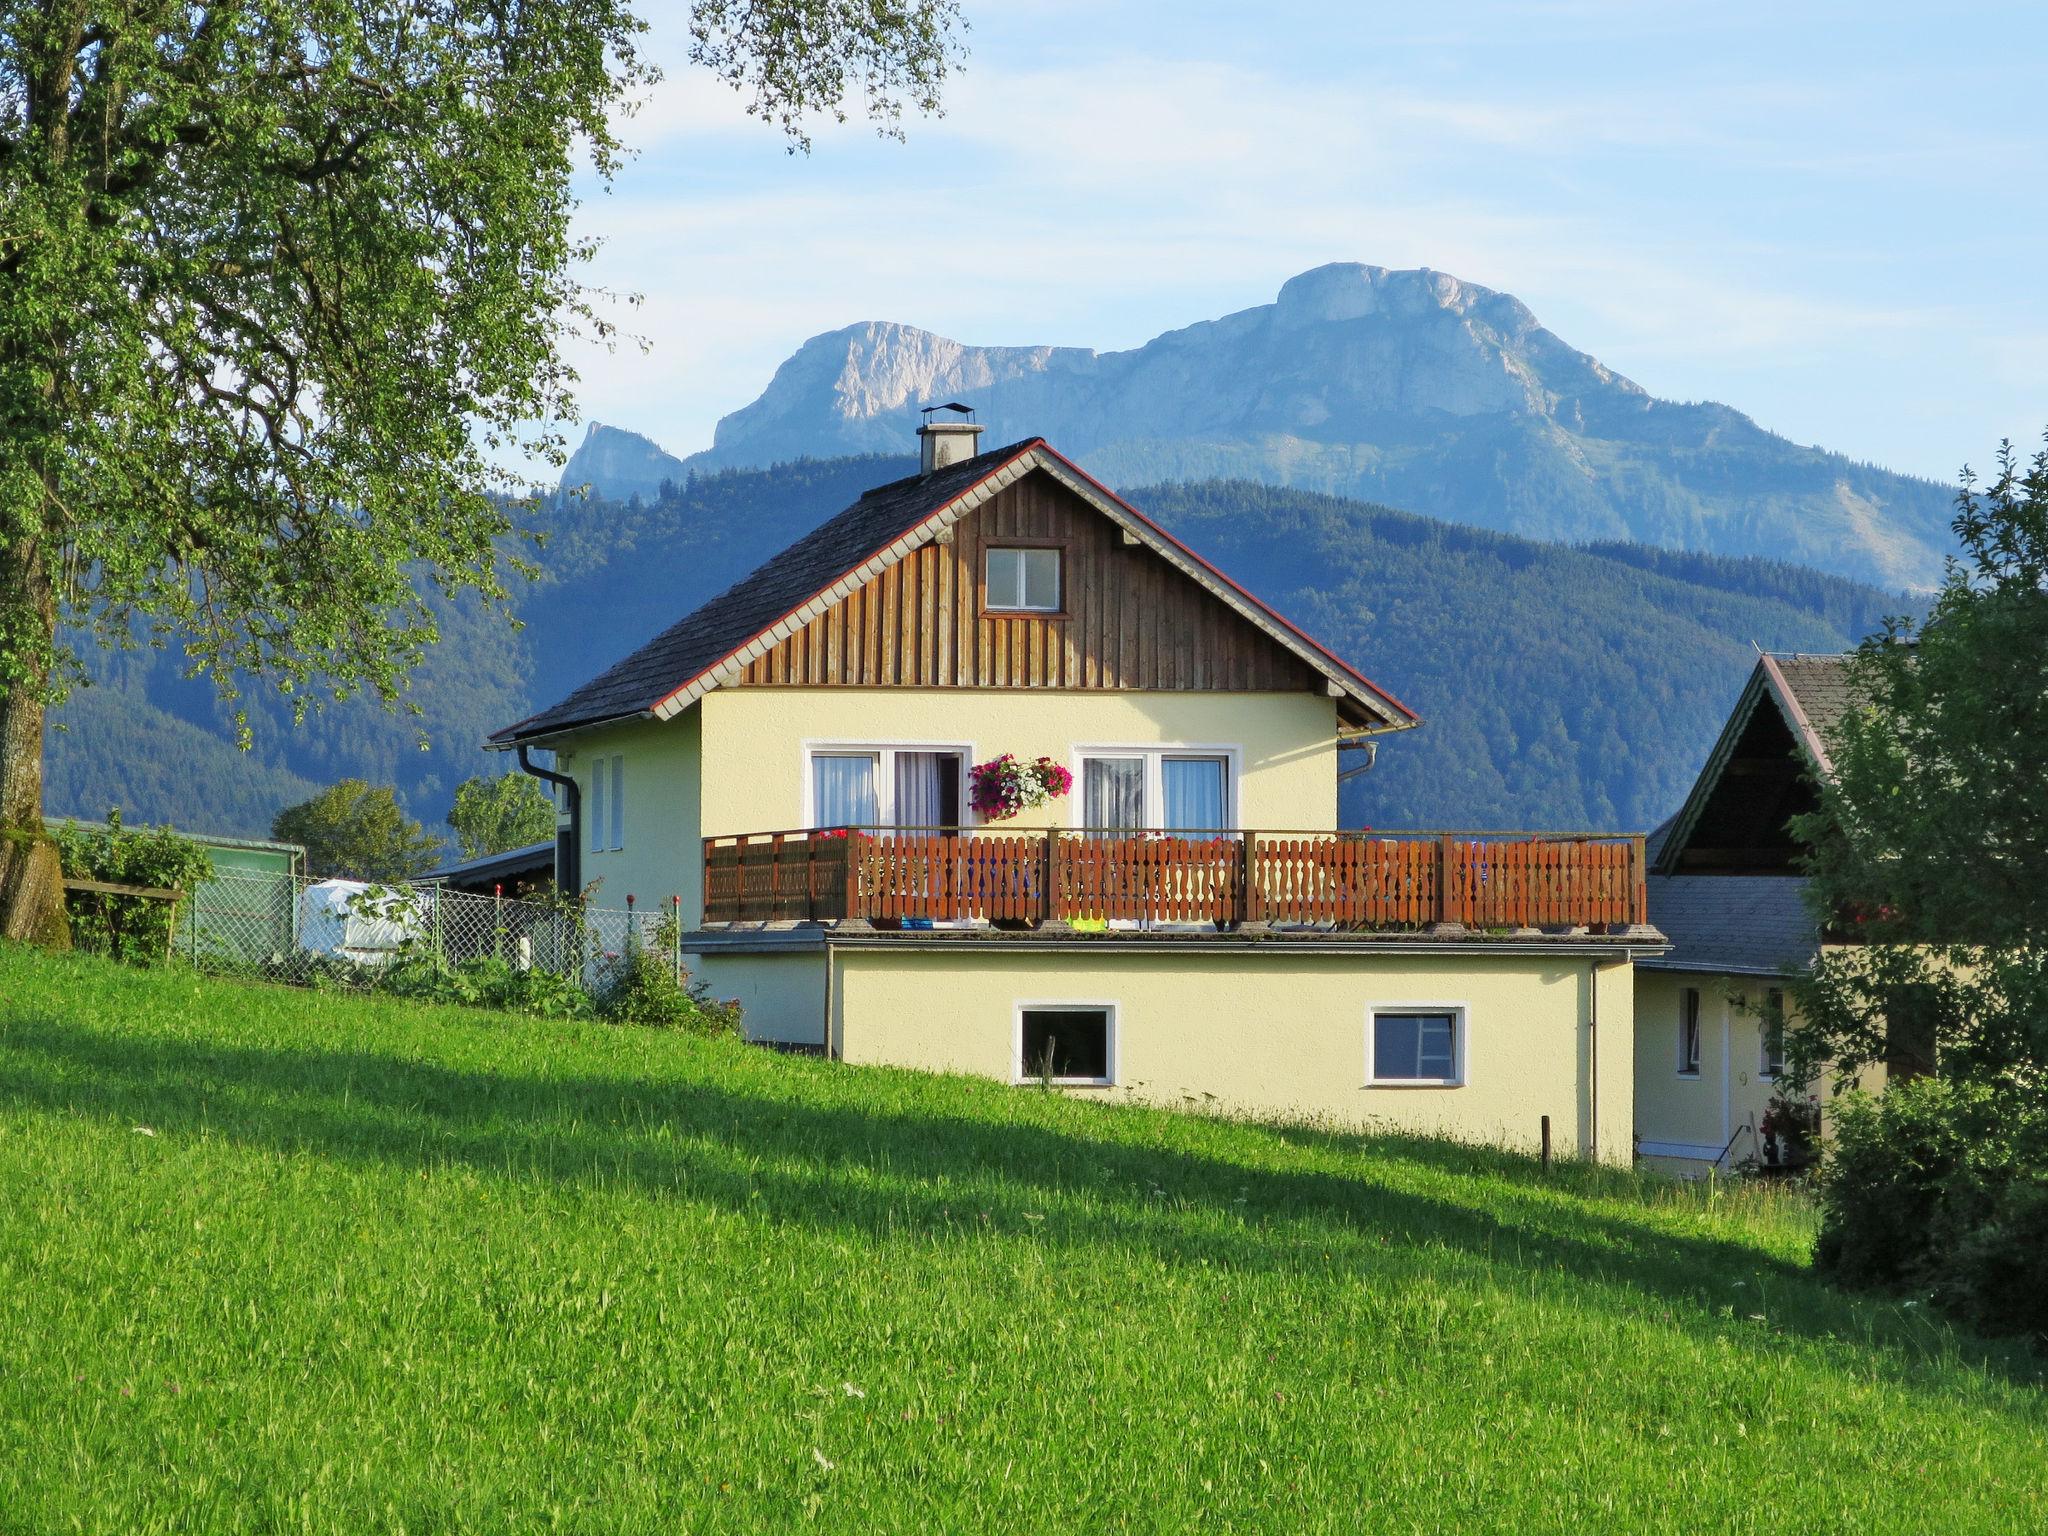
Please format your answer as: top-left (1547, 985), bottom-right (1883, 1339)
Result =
top-left (918, 401), bottom-right (984, 475)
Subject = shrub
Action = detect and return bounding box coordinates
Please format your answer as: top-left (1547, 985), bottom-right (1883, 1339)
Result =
top-left (598, 917), bottom-right (741, 1037)
top-left (375, 954), bottom-right (595, 1021)
top-left (50, 813), bottom-right (214, 965)
top-left (1815, 1076), bottom-right (2047, 1341)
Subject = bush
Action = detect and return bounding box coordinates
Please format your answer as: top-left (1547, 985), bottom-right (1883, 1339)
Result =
top-left (375, 954), bottom-right (595, 1021)
top-left (50, 813), bottom-right (214, 965)
top-left (1815, 1077), bottom-right (2047, 1341)
top-left (598, 918), bottom-right (741, 1037)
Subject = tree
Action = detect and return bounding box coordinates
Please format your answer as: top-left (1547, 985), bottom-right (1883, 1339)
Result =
top-left (447, 773), bottom-right (555, 860)
top-left (1789, 434), bottom-right (2048, 1336)
top-left (0, 1), bottom-right (965, 944)
top-left (274, 779), bottom-right (441, 882)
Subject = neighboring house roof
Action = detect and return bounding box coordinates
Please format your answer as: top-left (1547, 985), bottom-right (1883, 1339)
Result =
top-left (1640, 820), bottom-right (1817, 975)
top-left (44, 817), bottom-right (306, 870)
top-left (422, 840), bottom-right (554, 889)
top-left (1652, 652), bottom-right (1853, 876)
top-left (1760, 652), bottom-right (1858, 775)
top-left (490, 438), bottom-right (1418, 747)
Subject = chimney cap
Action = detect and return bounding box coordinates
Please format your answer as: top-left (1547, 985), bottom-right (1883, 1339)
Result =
top-left (920, 401), bottom-right (976, 422)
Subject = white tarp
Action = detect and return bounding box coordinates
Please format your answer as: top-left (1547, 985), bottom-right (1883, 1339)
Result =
top-left (297, 880), bottom-right (424, 965)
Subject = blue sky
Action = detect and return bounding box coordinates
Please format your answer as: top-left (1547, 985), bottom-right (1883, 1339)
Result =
top-left (560, 0), bottom-right (2048, 486)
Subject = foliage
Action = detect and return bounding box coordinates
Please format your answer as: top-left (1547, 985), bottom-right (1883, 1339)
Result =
top-left (966, 754), bottom-right (1071, 821)
top-left (447, 773), bottom-right (557, 861)
top-left (377, 954), bottom-right (595, 1021)
top-left (1758, 1088), bottom-right (1821, 1160)
top-left (48, 811), bottom-right (213, 964)
top-left (1789, 433), bottom-right (2048, 1340)
top-left (0, 2), bottom-right (967, 880)
top-left (273, 780), bottom-right (442, 881)
top-left (2, 944), bottom-right (2043, 1532)
top-left (599, 914), bottom-right (741, 1035)
top-left (1817, 1080), bottom-right (2048, 1342)
top-left (688, 1), bottom-right (965, 151)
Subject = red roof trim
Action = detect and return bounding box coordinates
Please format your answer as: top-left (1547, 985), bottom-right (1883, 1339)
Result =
top-left (1031, 442), bottom-right (1420, 724)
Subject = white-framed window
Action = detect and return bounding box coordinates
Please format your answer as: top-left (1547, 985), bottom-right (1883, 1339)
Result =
top-left (1677, 987), bottom-right (1702, 1076)
top-left (587, 753), bottom-right (624, 853)
top-left (805, 742), bottom-right (969, 829)
top-left (1074, 746), bottom-right (1236, 832)
top-left (1760, 987), bottom-right (1786, 1079)
top-left (984, 546), bottom-right (1063, 613)
top-left (1367, 1007), bottom-right (1465, 1087)
top-left (1013, 1002), bottom-right (1116, 1086)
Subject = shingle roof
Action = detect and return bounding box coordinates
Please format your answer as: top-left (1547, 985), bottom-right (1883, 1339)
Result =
top-left (491, 437), bottom-right (1417, 746)
top-left (1651, 652), bottom-right (1856, 876)
top-left (1640, 873), bottom-right (1818, 975)
top-left (1641, 814), bottom-right (1816, 973)
top-left (1762, 652), bottom-right (1857, 774)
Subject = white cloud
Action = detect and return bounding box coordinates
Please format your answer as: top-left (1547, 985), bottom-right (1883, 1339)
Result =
top-left (529, 3), bottom-right (2048, 483)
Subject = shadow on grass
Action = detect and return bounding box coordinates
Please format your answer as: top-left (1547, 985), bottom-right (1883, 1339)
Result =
top-left (1, 1008), bottom-right (2040, 1405)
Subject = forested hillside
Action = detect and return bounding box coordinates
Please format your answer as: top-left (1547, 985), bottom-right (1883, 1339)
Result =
top-left (47, 457), bottom-right (1900, 837)
top-left (1127, 481), bottom-right (1898, 828)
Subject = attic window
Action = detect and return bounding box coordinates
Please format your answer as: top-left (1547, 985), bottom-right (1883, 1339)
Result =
top-left (985, 546), bottom-right (1062, 613)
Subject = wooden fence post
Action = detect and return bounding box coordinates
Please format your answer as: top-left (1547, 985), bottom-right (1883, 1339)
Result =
top-left (1630, 833), bottom-right (1648, 926)
top-left (1437, 833), bottom-right (1454, 926)
top-left (1242, 832), bottom-right (1259, 926)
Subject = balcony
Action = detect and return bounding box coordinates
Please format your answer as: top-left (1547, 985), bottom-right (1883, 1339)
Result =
top-left (701, 827), bottom-right (1649, 933)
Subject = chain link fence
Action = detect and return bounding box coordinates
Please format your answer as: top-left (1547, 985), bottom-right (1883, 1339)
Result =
top-left (174, 869), bottom-right (691, 992)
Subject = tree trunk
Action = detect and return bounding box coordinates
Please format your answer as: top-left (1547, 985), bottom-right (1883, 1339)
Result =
top-left (0, 537), bottom-right (70, 947)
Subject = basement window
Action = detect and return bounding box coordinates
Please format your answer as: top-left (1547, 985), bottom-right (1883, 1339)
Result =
top-left (985, 546), bottom-right (1063, 613)
top-left (1016, 1005), bottom-right (1114, 1086)
top-left (1368, 1009), bottom-right (1463, 1087)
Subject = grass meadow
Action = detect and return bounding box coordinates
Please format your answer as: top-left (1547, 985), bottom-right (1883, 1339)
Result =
top-left (1, 944), bottom-right (2042, 1533)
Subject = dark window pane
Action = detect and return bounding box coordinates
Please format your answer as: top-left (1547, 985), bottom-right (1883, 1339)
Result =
top-left (1374, 1012), bottom-right (1456, 1080)
top-left (1020, 1009), bottom-right (1110, 1082)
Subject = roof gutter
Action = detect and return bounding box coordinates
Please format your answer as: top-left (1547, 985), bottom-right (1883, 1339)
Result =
top-left (515, 745), bottom-right (581, 900)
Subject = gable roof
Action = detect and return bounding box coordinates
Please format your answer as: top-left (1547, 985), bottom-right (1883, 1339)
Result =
top-left (1640, 817), bottom-right (1817, 975)
top-left (1652, 652), bottom-right (1854, 876)
top-left (491, 438), bottom-right (1418, 746)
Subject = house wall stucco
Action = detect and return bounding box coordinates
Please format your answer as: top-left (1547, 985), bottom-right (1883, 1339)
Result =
top-left (829, 947), bottom-right (1638, 1164)
top-left (697, 687), bottom-right (1341, 844)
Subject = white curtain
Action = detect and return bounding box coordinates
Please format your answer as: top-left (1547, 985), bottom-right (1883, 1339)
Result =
top-left (1161, 757), bottom-right (1226, 832)
top-left (813, 754), bottom-right (879, 828)
top-left (1084, 757), bottom-right (1144, 831)
top-left (894, 752), bottom-right (952, 828)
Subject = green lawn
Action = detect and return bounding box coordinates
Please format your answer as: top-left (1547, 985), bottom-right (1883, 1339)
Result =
top-left (1, 946), bottom-right (2041, 1533)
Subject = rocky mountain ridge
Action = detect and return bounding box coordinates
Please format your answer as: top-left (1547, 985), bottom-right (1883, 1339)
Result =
top-left (567, 263), bottom-right (1954, 588)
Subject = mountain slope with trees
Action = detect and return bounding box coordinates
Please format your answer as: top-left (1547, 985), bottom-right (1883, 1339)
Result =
top-left (48, 458), bottom-right (1900, 838)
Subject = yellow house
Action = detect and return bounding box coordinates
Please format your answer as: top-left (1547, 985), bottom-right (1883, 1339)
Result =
top-left (492, 413), bottom-right (1665, 1162)
top-left (1633, 654), bottom-right (1890, 1171)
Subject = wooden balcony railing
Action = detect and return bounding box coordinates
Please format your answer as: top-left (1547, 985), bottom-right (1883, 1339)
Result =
top-left (701, 827), bottom-right (1649, 932)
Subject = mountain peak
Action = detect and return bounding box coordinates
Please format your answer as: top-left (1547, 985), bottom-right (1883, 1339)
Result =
top-left (568, 263), bottom-right (1952, 588)
top-left (560, 422), bottom-right (687, 503)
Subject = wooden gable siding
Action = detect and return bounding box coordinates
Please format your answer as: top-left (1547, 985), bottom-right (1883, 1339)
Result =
top-left (735, 471), bottom-right (1322, 693)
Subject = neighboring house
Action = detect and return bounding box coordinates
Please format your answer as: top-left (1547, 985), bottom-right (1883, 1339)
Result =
top-left (46, 816), bottom-right (306, 963)
top-left (422, 841), bottom-right (556, 899)
top-left (1633, 653), bottom-right (1878, 1170)
top-left (492, 413), bottom-right (1665, 1161)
